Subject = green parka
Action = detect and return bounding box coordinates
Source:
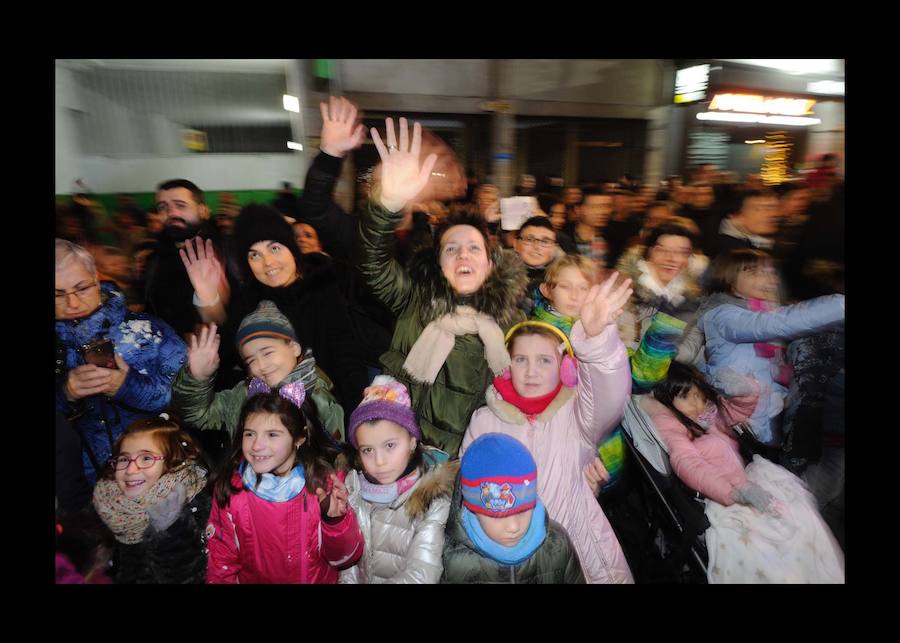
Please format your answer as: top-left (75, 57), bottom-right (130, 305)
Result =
top-left (170, 360), bottom-right (346, 441)
top-left (358, 201), bottom-right (527, 456)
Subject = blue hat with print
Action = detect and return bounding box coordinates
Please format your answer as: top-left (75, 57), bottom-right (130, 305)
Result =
top-left (461, 434), bottom-right (537, 518)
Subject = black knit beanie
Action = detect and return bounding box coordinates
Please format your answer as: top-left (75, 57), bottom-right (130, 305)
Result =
top-left (232, 203), bottom-right (304, 281)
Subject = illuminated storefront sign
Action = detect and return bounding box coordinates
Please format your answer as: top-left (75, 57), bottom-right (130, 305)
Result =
top-left (709, 93), bottom-right (816, 116)
top-left (674, 64), bottom-right (710, 104)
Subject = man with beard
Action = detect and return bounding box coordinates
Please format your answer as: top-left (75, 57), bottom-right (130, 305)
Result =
top-left (145, 179), bottom-right (238, 342)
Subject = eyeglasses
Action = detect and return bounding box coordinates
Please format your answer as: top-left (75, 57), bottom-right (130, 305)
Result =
top-left (55, 281), bottom-right (98, 303)
top-left (651, 245), bottom-right (691, 259)
top-left (518, 235), bottom-right (557, 249)
top-left (108, 453), bottom-right (165, 471)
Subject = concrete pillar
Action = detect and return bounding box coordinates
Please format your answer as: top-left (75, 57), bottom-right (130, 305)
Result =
top-left (643, 105), bottom-right (671, 186)
top-left (491, 111), bottom-right (516, 197)
top-left (285, 60), bottom-right (310, 186)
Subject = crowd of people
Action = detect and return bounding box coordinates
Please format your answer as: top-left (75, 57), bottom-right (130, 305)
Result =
top-left (55, 96), bottom-right (845, 584)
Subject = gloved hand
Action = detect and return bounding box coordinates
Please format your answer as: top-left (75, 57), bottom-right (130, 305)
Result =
top-left (146, 483), bottom-right (187, 532)
top-left (730, 482), bottom-right (777, 515)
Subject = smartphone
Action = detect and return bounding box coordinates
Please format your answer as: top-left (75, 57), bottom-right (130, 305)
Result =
top-left (83, 338), bottom-right (117, 369)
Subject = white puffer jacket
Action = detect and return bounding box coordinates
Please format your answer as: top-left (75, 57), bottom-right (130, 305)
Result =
top-left (339, 449), bottom-right (458, 584)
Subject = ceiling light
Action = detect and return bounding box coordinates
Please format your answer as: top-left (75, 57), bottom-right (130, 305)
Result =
top-left (283, 94), bottom-right (300, 113)
top-left (287, 141), bottom-right (303, 151)
top-left (697, 112), bottom-right (821, 126)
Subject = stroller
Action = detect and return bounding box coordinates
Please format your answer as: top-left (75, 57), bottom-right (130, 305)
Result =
top-left (605, 394), bottom-right (710, 583)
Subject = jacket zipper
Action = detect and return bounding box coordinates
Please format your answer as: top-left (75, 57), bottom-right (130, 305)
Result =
top-left (300, 492), bottom-right (308, 583)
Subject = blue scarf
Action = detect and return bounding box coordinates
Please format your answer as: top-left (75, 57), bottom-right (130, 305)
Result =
top-left (462, 500), bottom-right (547, 566)
top-left (240, 461), bottom-right (306, 503)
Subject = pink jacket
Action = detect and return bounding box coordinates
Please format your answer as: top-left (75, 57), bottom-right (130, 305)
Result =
top-left (461, 322), bottom-right (634, 584)
top-left (640, 387), bottom-right (759, 506)
top-left (206, 469), bottom-right (364, 584)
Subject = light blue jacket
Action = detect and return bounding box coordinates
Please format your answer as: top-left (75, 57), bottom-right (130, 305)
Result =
top-left (700, 293), bottom-right (844, 444)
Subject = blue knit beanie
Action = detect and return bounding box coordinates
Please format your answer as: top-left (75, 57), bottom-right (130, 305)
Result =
top-left (461, 434), bottom-right (537, 518)
top-left (236, 300), bottom-right (298, 348)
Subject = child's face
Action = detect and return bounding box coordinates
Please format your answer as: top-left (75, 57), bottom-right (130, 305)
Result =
top-left (510, 334), bottom-right (562, 398)
top-left (734, 262), bottom-right (780, 302)
top-left (242, 412), bottom-right (303, 476)
top-left (476, 509), bottom-right (534, 547)
top-left (541, 266), bottom-right (592, 318)
top-left (672, 385), bottom-right (707, 420)
top-left (240, 338), bottom-right (301, 387)
top-left (355, 419), bottom-right (416, 485)
top-left (114, 434), bottom-right (166, 499)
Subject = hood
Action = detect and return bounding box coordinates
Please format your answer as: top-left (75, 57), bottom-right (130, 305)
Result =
top-left (618, 247), bottom-right (703, 309)
top-left (485, 384), bottom-right (575, 425)
top-left (404, 456), bottom-right (459, 520)
top-left (407, 245), bottom-right (528, 327)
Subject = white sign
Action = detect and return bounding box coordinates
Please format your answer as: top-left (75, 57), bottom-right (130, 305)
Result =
top-left (500, 197), bottom-right (538, 231)
top-left (674, 64), bottom-right (710, 104)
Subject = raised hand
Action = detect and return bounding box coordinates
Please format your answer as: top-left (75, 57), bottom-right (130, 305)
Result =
top-left (316, 473), bottom-right (349, 520)
top-left (188, 323), bottom-right (221, 381)
top-left (180, 236), bottom-right (224, 306)
top-left (371, 117), bottom-right (438, 213)
top-left (320, 96), bottom-right (366, 158)
top-left (580, 271), bottom-right (633, 338)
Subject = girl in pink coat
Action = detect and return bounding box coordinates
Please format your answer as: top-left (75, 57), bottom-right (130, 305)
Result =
top-left (643, 362), bottom-right (843, 583)
top-left (461, 271), bottom-right (635, 584)
top-left (207, 391), bottom-right (364, 584)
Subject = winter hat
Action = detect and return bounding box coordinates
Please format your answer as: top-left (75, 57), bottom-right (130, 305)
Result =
top-left (461, 433), bottom-right (537, 518)
top-left (347, 375), bottom-right (421, 449)
top-left (232, 203), bottom-right (303, 280)
top-left (236, 300), bottom-right (298, 348)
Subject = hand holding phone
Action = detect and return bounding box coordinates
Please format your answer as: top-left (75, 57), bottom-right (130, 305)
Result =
top-left (83, 338), bottom-right (117, 370)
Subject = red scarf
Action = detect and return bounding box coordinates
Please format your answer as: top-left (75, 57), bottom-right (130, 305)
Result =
top-left (493, 376), bottom-right (563, 419)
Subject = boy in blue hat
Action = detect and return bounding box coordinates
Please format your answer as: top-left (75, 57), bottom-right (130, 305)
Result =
top-left (441, 433), bottom-right (584, 583)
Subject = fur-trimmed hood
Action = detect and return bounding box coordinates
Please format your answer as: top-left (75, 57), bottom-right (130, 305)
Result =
top-left (407, 245), bottom-right (528, 327)
top-left (405, 458), bottom-right (459, 520)
top-left (617, 246), bottom-right (704, 310)
top-left (485, 384), bottom-right (576, 425)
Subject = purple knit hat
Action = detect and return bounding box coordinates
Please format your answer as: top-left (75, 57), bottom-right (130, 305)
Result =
top-left (348, 375), bottom-right (421, 448)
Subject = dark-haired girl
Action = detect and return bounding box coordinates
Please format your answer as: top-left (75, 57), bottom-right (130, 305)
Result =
top-left (206, 392), bottom-right (363, 584)
top-left (642, 362), bottom-right (843, 583)
top-left (92, 416), bottom-right (211, 584)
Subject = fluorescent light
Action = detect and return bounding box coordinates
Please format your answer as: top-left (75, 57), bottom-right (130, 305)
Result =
top-left (718, 59), bottom-right (841, 75)
top-left (807, 80), bottom-right (845, 96)
top-left (697, 112), bottom-right (821, 126)
top-left (283, 94), bottom-right (300, 113)
top-left (287, 141), bottom-right (303, 151)
top-left (745, 140), bottom-right (766, 144)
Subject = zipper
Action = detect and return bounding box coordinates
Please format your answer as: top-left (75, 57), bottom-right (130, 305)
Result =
top-left (300, 491), bottom-right (308, 584)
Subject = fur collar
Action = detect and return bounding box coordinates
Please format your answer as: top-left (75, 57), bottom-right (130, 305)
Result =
top-left (618, 246), bottom-right (703, 307)
top-left (485, 384), bottom-right (576, 424)
top-left (404, 458), bottom-right (460, 520)
top-left (407, 245), bottom-right (528, 327)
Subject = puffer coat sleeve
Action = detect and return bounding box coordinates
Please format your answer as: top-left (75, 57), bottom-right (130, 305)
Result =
top-left (112, 318), bottom-right (186, 412)
top-left (171, 365), bottom-right (246, 436)
top-left (703, 294), bottom-right (844, 344)
top-left (357, 200), bottom-right (415, 316)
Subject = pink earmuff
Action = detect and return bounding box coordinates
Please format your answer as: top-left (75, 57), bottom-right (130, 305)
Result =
top-left (560, 354), bottom-right (578, 387)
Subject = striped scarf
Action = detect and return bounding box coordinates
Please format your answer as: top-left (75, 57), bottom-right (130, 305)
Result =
top-left (629, 311), bottom-right (688, 391)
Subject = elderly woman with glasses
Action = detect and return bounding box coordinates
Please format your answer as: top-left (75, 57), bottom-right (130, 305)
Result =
top-left (55, 239), bottom-right (187, 486)
top-left (612, 221), bottom-right (709, 391)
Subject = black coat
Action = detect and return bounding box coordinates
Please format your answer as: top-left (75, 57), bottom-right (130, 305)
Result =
top-left (112, 488), bottom-right (212, 584)
top-left (239, 252), bottom-right (369, 419)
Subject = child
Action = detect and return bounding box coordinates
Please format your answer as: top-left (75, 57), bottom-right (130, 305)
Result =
top-left (206, 391), bottom-right (364, 583)
top-left (697, 249), bottom-right (844, 446)
top-left (91, 415), bottom-right (211, 584)
top-left (442, 433), bottom-right (584, 583)
top-left (172, 300), bottom-right (346, 442)
top-left (55, 508), bottom-right (114, 584)
top-left (461, 271), bottom-right (635, 584)
top-left (644, 362), bottom-right (844, 583)
top-left (534, 255), bottom-right (623, 494)
top-left (340, 376), bottom-right (457, 584)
